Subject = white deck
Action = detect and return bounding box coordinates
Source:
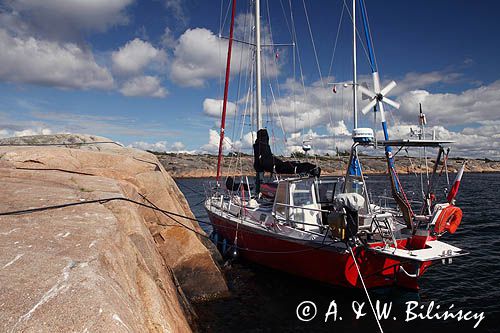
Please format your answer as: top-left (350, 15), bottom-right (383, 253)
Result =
top-left (369, 240), bottom-right (467, 262)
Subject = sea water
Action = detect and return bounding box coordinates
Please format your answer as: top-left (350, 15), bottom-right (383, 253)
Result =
top-left (176, 173), bottom-right (500, 333)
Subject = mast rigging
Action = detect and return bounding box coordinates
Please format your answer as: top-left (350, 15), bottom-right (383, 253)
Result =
top-left (216, 0), bottom-right (237, 183)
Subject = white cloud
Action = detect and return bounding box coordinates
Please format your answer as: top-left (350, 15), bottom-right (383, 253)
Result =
top-left (229, 131), bottom-right (257, 152)
top-left (202, 121), bottom-right (499, 159)
top-left (171, 141), bottom-right (185, 151)
top-left (391, 71), bottom-right (463, 96)
top-left (240, 131), bottom-right (256, 149)
top-left (203, 98), bottom-right (237, 118)
top-left (193, 66), bottom-right (500, 159)
top-left (201, 129), bottom-right (234, 153)
top-left (112, 38), bottom-right (166, 75)
top-left (268, 77), bottom-right (344, 131)
top-left (0, 129), bottom-right (10, 138)
top-left (0, 29), bottom-right (114, 89)
top-left (128, 140), bottom-right (167, 152)
top-left (327, 120), bottom-right (350, 136)
top-left (0, 127), bottom-right (54, 138)
top-left (170, 28), bottom-right (227, 87)
top-left (14, 127), bottom-right (52, 137)
top-left (2, 0), bottom-right (134, 41)
top-left (129, 140), bottom-right (192, 153)
top-left (170, 23), bottom-right (279, 87)
top-left (462, 120), bottom-right (500, 138)
top-left (254, 71), bottom-right (500, 158)
top-left (280, 121), bottom-right (500, 159)
top-left (119, 76), bottom-right (167, 98)
top-left (396, 81), bottom-right (500, 125)
top-left (283, 130), bottom-right (352, 156)
top-left (0, 1), bottom-right (146, 93)
top-left (268, 70), bottom-right (476, 137)
top-left (377, 123), bottom-right (500, 159)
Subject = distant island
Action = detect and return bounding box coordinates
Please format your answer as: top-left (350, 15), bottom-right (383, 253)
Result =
top-left (0, 134), bottom-right (497, 178)
top-left (152, 152), bottom-right (500, 178)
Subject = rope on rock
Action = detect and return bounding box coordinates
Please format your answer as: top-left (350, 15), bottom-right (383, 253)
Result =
top-left (0, 195), bottom-right (342, 255)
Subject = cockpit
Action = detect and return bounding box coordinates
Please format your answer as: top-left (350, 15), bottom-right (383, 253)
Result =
top-left (272, 177), bottom-right (345, 233)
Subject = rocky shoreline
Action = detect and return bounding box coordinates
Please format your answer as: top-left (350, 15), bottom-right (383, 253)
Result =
top-left (156, 152), bottom-right (500, 179)
top-left (0, 135), bottom-right (228, 332)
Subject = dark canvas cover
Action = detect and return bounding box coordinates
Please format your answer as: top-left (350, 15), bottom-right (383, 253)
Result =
top-left (253, 129), bottom-right (320, 177)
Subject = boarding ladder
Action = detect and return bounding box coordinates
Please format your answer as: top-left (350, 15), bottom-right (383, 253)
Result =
top-left (371, 214), bottom-right (398, 249)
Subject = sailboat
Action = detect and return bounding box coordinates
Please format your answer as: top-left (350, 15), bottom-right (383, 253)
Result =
top-left (204, 0), bottom-right (468, 290)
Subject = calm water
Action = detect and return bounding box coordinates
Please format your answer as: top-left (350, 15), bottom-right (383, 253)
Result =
top-left (176, 173), bottom-right (500, 333)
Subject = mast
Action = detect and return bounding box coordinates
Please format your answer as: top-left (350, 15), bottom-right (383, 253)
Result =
top-left (345, 0), bottom-right (363, 196)
top-left (255, 0), bottom-right (263, 130)
top-left (352, 0), bottom-right (358, 129)
top-left (216, 0), bottom-right (237, 183)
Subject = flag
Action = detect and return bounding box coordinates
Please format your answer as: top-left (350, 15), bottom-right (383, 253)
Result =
top-left (447, 162), bottom-right (466, 203)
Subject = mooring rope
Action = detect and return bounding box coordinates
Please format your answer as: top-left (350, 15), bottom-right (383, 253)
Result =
top-left (348, 244), bottom-right (384, 333)
top-left (0, 195), bottom-right (341, 255)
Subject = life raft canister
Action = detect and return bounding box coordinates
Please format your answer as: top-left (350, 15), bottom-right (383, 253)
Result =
top-left (434, 205), bottom-right (463, 234)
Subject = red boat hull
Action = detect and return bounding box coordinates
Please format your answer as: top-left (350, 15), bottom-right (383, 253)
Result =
top-left (207, 211), bottom-right (432, 290)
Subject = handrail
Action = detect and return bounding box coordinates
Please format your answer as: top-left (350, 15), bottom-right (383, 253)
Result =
top-left (274, 202), bottom-right (329, 213)
top-left (273, 215), bottom-right (326, 229)
top-left (399, 265), bottom-right (420, 278)
top-left (375, 195), bottom-right (422, 205)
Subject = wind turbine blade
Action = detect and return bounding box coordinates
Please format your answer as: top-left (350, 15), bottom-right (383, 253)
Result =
top-left (360, 82), bottom-right (371, 100)
top-left (383, 97), bottom-right (400, 109)
top-left (378, 101), bottom-right (386, 123)
top-left (361, 99), bottom-right (377, 114)
top-left (358, 85), bottom-right (376, 99)
top-left (380, 81), bottom-right (397, 96)
top-left (373, 72), bottom-right (381, 93)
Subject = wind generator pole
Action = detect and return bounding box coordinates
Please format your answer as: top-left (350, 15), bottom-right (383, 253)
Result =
top-left (352, 0), bottom-right (358, 129)
top-left (358, 0), bottom-right (413, 228)
top-left (255, 0), bottom-right (263, 130)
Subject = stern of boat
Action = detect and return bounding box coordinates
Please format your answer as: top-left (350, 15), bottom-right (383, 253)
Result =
top-left (364, 239), bottom-right (468, 290)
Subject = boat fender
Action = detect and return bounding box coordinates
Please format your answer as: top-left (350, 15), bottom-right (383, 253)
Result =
top-left (434, 205), bottom-right (462, 234)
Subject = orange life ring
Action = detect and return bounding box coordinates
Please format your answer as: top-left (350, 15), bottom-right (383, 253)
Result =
top-left (434, 205), bottom-right (463, 234)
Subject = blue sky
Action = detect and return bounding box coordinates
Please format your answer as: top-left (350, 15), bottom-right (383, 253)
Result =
top-left (0, 0), bottom-right (498, 158)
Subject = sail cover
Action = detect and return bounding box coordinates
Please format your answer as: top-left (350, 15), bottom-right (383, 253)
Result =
top-left (253, 129), bottom-right (320, 176)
